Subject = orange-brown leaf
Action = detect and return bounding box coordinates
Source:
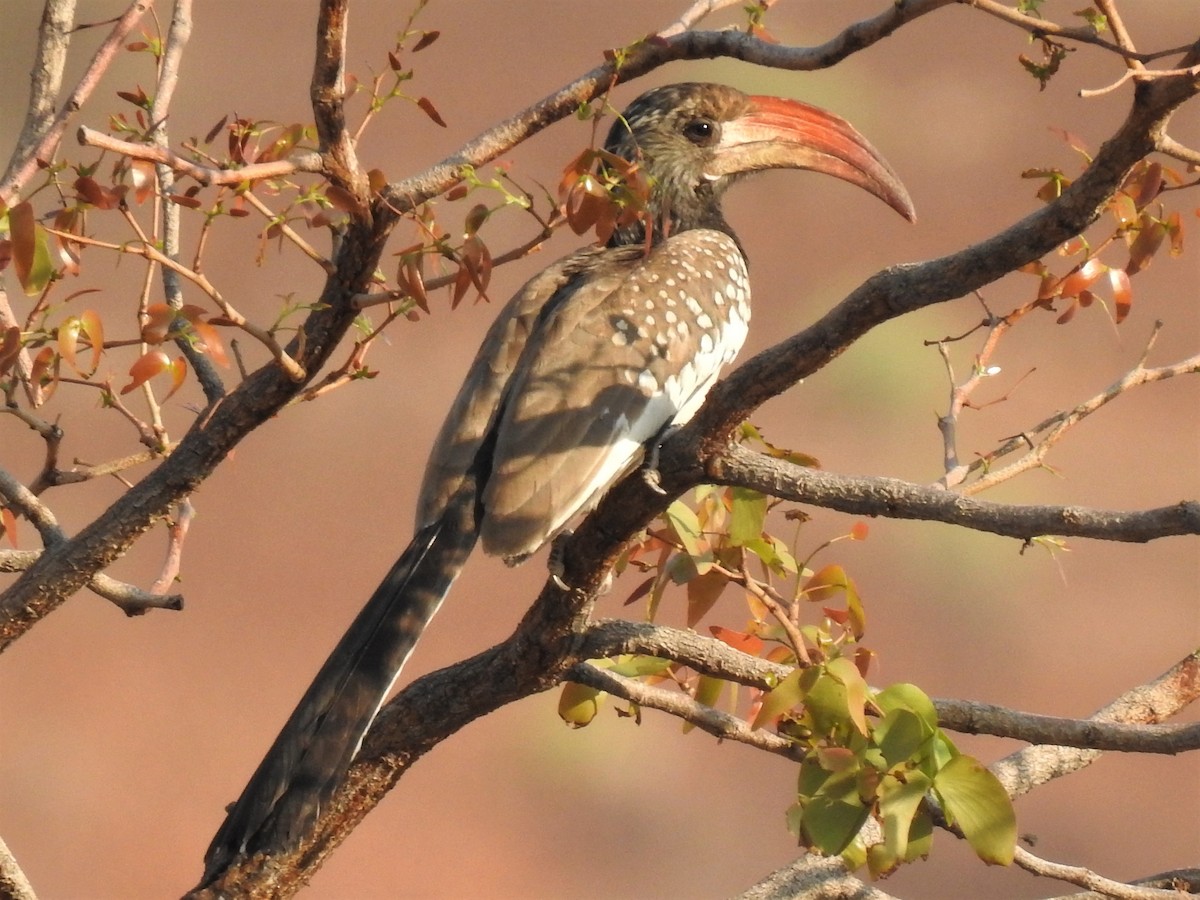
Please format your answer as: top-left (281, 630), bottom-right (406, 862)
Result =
top-left (130, 158), bottom-right (156, 204)
top-left (79, 309), bottom-right (104, 375)
top-left (1125, 213), bottom-right (1165, 276)
top-left (1108, 268), bottom-right (1132, 323)
top-left (0, 326), bottom-right (22, 376)
top-left (164, 356), bottom-right (188, 401)
top-left (121, 349), bottom-right (171, 394)
top-left (1058, 257), bottom-right (1105, 299)
top-left (141, 303), bottom-right (175, 344)
top-left (1, 507), bottom-right (17, 549)
top-left (30, 346), bottom-right (58, 402)
top-left (1166, 211), bottom-right (1184, 257)
top-left (709, 626), bottom-right (764, 657)
top-left (191, 318), bottom-right (229, 368)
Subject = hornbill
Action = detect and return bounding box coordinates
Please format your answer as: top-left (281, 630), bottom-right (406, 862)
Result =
top-left (202, 82), bottom-right (914, 880)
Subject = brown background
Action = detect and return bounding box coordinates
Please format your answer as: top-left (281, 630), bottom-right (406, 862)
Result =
top-left (2, 1), bottom-right (1198, 897)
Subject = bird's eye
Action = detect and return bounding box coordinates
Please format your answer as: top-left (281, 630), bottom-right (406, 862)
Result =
top-left (682, 118), bottom-right (715, 145)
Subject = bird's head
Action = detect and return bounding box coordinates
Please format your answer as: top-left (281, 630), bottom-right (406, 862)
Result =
top-left (603, 82), bottom-right (915, 246)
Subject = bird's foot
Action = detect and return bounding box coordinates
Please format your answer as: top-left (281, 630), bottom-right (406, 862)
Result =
top-left (549, 530), bottom-right (572, 590)
top-left (642, 423), bottom-right (681, 495)
top-left (547, 530), bottom-right (613, 594)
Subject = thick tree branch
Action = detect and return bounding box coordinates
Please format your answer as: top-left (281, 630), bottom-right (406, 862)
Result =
top-left (0, 835), bottom-right (36, 900)
top-left (711, 444), bottom-right (1200, 543)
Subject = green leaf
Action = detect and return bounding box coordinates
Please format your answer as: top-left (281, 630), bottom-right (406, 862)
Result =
top-left (803, 670), bottom-right (849, 737)
top-left (558, 682), bottom-right (604, 727)
top-left (752, 667), bottom-right (806, 730)
top-left (665, 500), bottom-right (705, 559)
top-left (875, 683), bottom-right (939, 731)
top-left (728, 487), bottom-right (767, 546)
top-left (825, 657), bottom-right (870, 737)
top-left (802, 794), bottom-right (870, 856)
top-left (934, 755), bottom-right (1016, 865)
top-left (874, 708), bottom-right (931, 769)
top-left (906, 805), bottom-right (933, 862)
top-left (9, 202), bottom-right (54, 295)
top-left (879, 771), bottom-right (931, 861)
top-left (685, 675), bottom-right (725, 734)
top-left (608, 654), bottom-right (672, 679)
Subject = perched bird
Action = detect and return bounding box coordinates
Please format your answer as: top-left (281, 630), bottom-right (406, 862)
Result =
top-left (202, 81), bottom-right (914, 880)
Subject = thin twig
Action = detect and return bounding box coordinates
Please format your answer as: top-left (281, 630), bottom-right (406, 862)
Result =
top-left (77, 125), bottom-right (324, 185)
top-left (0, 547), bottom-right (182, 613)
top-left (1013, 846), bottom-right (1185, 900)
top-left (568, 660), bottom-right (802, 758)
top-left (0, 0), bottom-right (155, 205)
top-left (963, 328), bottom-right (1200, 494)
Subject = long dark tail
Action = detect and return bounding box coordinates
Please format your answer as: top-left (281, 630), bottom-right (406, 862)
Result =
top-left (201, 486), bottom-right (479, 883)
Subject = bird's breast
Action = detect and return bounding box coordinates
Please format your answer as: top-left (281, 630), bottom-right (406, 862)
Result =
top-left (609, 229), bottom-right (751, 425)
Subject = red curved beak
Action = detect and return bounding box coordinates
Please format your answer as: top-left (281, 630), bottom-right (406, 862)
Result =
top-left (706, 95), bottom-right (916, 223)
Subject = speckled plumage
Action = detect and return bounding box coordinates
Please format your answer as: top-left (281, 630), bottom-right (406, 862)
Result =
top-left (202, 82), bottom-right (913, 886)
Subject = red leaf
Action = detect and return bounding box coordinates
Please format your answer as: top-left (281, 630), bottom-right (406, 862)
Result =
top-left (709, 626), bottom-right (764, 657)
top-left (74, 176), bottom-right (119, 210)
top-left (167, 193), bottom-right (203, 209)
top-left (411, 30), bottom-right (440, 52)
top-left (204, 115), bottom-right (229, 145)
top-left (416, 96), bottom-right (447, 127)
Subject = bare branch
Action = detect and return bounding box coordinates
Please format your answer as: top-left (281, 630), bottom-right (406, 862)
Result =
top-left (1013, 846), bottom-right (1185, 900)
top-left (0, 548), bottom-right (182, 613)
top-left (963, 336), bottom-right (1200, 494)
top-left (0, 0), bottom-right (154, 205)
top-left (2, 0), bottom-right (76, 188)
top-left (964, 0), bottom-right (1189, 62)
top-left (0, 834), bottom-right (36, 900)
top-left (936, 698), bottom-right (1200, 755)
top-left (0, 467), bottom-right (65, 546)
top-left (568, 661), bottom-right (802, 758)
top-left (76, 125), bottom-right (325, 186)
top-left (710, 444), bottom-right (1200, 544)
top-left (1047, 869), bottom-right (1200, 899)
top-left (991, 649), bottom-right (1200, 800)
top-left (658, 0), bottom-right (748, 38)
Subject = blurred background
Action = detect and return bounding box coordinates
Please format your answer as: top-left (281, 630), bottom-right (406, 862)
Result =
top-left (1, 1), bottom-right (1198, 897)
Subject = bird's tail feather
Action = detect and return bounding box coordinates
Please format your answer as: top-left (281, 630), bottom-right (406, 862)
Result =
top-left (201, 484), bottom-right (479, 882)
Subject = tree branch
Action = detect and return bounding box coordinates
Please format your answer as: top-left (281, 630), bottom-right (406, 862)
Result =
top-left (76, 126), bottom-right (325, 186)
top-left (991, 649), bottom-right (1200, 800)
top-left (710, 444), bottom-right (1200, 543)
top-left (0, 835), bottom-right (36, 900)
top-left (0, 0), bottom-right (154, 205)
